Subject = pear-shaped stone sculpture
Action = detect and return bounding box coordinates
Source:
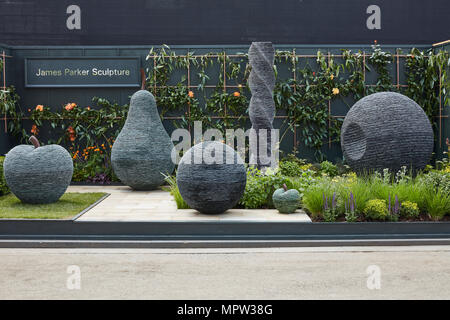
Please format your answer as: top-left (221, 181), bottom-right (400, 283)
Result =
top-left (111, 90), bottom-right (174, 190)
top-left (4, 136), bottom-right (73, 204)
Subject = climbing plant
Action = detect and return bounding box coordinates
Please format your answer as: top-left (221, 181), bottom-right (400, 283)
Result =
top-left (404, 47), bottom-right (449, 120)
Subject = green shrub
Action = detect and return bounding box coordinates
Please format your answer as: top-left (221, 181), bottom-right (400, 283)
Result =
top-left (363, 199), bottom-right (388, 221)
top-left (0, 156), bottom-right (9, 196)
top-left (319, 161), bottom-right (338, 177)
top-left (302, 177), bottom-right (337, 218)
top-left (284, 170), bottom-right (316, 200)
top-left (400, 201), bottom-right (420, 218)
top-left (418, 171), bottom-right (450, 195)
top-left (389, 180), bottom-right (428, 212)
top-left (344, 210), bottom-right (358, 222)
top-left (163, 174), bottom-right (190, 209)
top-left (279, 160), bottom-right (303, 177)
top-left (239, 167), bottom-right (288, 209)
top-left (343, 178), bottom-right (372, 213)
top-left (424, 189), bottom-right (450, 220)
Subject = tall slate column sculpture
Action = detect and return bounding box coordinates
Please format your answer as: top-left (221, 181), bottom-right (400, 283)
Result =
top-left (248, 42), bottom-right (275, 169)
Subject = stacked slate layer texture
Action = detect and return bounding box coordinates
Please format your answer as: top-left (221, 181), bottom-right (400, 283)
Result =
top-left (272, 188), bottom-right (300, 214)
top-left (3, 144), bottom-right (73, 204)
top-left (340, 92), bottom-right (434, 172)
top-left (248, 42), bottom-right (275, 169)
top-left (177, 141), bottom-right (247, 214)
top-left (112, 90), bottom-right (175, 190)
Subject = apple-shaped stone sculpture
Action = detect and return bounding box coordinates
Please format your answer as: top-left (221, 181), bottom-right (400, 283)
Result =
top-left (3, 136), bottom-right (73, 204)
top-left (272, 184), bottom-right (300, 213)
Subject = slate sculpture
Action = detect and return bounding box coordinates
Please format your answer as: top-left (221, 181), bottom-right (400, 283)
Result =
top-left (176, 141), bottom-right (247, 214)
top-left (248, 41), bottom-right (275, 169)
top-left (3, 136), bottom-right (73, 204)
top-left (272, 184), bottom-right (300, 214)
top-left (111, 90), bottom-right (174, 190)
top-left (341, 92), bottom-right (434, 172)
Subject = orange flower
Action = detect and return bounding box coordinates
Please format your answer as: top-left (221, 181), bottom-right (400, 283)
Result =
top-left (332, 88), bottom-right (340, 95)
top-left (28, 108), bottom-right (31, 112)
top-left (67, 126), bottom-right (76, 141)
top-left (188, 91), bottom-right (194, 98)
top-left (233, 92), bottom-right (240, 97)
top-left (35, 105), bottom-right (44, 112)
top-left (31, 124), bottom-right (39, 135)
top-left (65, 102), bottom-right (76, 111)
top-left (86, 106), bottom-right (91, 111)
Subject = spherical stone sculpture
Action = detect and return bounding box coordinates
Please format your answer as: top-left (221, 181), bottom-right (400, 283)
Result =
top-left (176, 141), bottom-right (246, 214)
top-left (111, 90), bottom-right (175, 190)
top-left (341, 92), bottom-right (434, 172)
top-left (248, 42), bottom-right (275, 169)
top-left (272, 184), bottom-right (300, 214)
top-left (3, 136), bottom-right (73, 204)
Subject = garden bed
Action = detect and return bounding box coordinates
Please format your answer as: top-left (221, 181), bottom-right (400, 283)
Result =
top-left (165, 157), bottom-right (450, 223)
top-left (311, 214), bottom-right (450, 223)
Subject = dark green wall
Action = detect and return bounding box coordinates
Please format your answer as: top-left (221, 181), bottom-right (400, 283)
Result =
top-left (0, 43), bottom-right (447, 163)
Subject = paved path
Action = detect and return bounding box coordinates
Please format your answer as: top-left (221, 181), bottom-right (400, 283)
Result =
top-left (1, 246), bottom-right (450, 299)
top-left (69, 185), bottom-right (311, 222)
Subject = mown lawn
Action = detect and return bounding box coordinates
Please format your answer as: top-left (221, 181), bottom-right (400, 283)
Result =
top-left (0, 193), bottom-right (106, 219)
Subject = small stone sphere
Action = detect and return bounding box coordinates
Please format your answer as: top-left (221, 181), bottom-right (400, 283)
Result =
top-left (341, 92), bottom-right (434, 172)
top-left (176, 141), bottom-right (247, 214)
top-left (4, 144), bottom-right (73, 204)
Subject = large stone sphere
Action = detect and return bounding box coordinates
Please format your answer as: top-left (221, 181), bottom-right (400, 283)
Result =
top-left (176, 141), bottom-right (246, 214)
top-left (4, 142), bottom-right (73, 204)
top-left (341, 92), bottom-right (434, 172)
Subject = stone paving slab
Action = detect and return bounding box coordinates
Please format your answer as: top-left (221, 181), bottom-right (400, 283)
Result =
top-left (69, 185), bottom-right (311, 222)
